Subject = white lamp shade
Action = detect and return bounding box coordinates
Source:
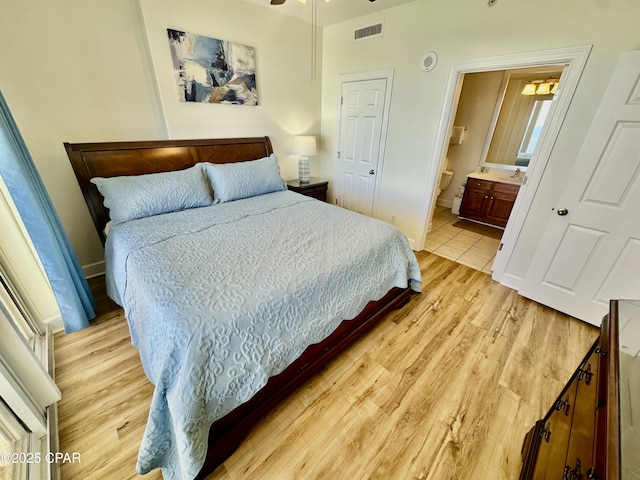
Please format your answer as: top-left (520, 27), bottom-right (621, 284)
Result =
top-left (292, 136), bottom-right (317, 156)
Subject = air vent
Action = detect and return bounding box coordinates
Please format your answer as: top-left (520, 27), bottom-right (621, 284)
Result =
top-left (354, 22), bottom-right (383, 41)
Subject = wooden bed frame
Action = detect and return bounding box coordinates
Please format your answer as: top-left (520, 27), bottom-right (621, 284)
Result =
top-left (64, 136), bottom-right (413, 478)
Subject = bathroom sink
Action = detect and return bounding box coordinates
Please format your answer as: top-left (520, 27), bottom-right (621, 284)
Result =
top-left (467, 171), bottom-right (524, 185)
top-left (494, 175), bottom-right (524, 185)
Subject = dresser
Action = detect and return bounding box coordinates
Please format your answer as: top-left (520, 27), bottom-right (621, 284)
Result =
top-left (519, 300), bottom-right (640, 480)
top-left (286, 178), bottom-right (328, 202)
top-left (459, 173), bottom-right (521, 228)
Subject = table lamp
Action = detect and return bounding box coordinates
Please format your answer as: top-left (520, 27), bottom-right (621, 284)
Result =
top-left (292, 135), bottom-right (317, 184)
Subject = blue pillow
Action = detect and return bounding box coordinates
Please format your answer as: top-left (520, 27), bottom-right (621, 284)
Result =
top-left (90, 164), bottom-right (213, 224)
top-left (204, 154), bottom-right (287, 203)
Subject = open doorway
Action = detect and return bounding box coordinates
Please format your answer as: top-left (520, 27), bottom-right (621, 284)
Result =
top-left (425, 65), bottom-right (564, 273)
top-left (418, 46), bottom-right (592, 286)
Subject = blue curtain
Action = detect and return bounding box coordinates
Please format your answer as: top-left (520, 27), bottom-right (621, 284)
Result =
top-left (0, 92), bottom-right (95, 332)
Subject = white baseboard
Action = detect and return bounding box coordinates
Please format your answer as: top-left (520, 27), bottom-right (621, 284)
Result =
top-left (82, 261), bottom-right (105, 279)
top-left (436, 198), bottom-right (453, 209)
top-left (44, 314), bottom-right (64, 334)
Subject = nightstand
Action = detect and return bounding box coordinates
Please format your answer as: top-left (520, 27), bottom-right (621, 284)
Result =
top-left (286, 178), bottom-right (329, 202)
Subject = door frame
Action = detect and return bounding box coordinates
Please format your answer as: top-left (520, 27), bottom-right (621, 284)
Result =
top-left (420, 46), bottom-right (592, 289)
top-left (334, 69), bottom-right (394, 217)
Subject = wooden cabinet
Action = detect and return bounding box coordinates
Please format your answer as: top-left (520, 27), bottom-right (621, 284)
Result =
top-left (519, 302), bottom-right (623, 480)
top-left (520, 344), bottom-right (600, 479)
top-left (459, 178), bottom-right (520, 228)
top-left (286, 177), bottom-right (328, 202)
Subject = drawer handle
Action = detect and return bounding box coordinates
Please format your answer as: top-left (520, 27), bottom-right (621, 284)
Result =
top-left (538, 423), bottom-right (552, 442)
top-left (563, 458), bottom-right (582, 480)
top-left (595, 346), bottom-right (607, 356)
top-left (555, 395), bottom-right (571, 416)
top-left (578, 363), bottom-right (593, 385)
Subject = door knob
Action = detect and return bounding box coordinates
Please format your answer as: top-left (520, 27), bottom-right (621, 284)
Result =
top-left (369, 170), bottom-right (375, 175)
top-left (557, 208), bottom-right (569, 216)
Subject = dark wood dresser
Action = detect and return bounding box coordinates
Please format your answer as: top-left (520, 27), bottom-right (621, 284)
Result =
top-left (519, 300), bottom-right (640, 480)
top-left (286, 177), bottom-right (328, 202)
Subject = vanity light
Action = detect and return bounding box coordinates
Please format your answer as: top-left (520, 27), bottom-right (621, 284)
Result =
top-left (522, 82), bottom-right (537, 95)
top-left (536, 81), bottom-right (552, 95)
top-left (522, 79), bottom-right (560, 96)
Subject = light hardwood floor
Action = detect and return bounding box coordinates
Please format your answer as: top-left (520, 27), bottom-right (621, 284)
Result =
top-left (54, 252), bottom-right (598, 480)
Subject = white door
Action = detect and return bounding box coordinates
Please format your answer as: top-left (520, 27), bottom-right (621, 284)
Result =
top-left (519, 51), bottom-right (640, 326)
top-left (337, 77), bottom-right (389, 216)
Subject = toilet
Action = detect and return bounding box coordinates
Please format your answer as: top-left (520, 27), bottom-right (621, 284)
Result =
top-left (436, 159), bottom-right (454, 198)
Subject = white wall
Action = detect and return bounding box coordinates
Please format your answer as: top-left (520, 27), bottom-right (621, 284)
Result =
top-left (0, 0), bottom-right (321, 273)
top-left (320, 0), bottom-right (640, 260)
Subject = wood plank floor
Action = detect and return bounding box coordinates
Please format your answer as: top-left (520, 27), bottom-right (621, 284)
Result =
top-left (54, 252), bottom-right (598, 480)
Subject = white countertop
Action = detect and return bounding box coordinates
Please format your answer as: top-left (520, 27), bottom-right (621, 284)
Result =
top-left (467, 170), bottom-right (524, 186)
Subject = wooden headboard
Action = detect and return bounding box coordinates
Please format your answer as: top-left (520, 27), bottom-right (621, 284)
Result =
top-left (64, 136), bottom-right (273, 244)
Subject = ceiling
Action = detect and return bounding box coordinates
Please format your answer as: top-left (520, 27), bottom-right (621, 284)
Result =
top-left (240, 0), bottom-right (417, 27)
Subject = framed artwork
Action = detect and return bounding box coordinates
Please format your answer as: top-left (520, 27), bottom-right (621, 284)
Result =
top-left (167, 28), bottom-right (258, 105)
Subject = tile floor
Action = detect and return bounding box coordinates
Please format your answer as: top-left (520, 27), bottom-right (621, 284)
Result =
top-left (424, 206), bottom-right (502, 274)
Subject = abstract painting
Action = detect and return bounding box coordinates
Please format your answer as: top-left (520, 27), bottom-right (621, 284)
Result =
top-left (167, 29), bottom-right (258, 105)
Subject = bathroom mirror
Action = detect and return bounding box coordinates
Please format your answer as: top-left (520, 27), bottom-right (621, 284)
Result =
top-left (480, 68), bottom-right (563, 171)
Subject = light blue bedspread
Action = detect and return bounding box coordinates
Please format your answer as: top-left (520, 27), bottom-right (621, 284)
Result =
top-left (104, 190), bottom-right (421, 480)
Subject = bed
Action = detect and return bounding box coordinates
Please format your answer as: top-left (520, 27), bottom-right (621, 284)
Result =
top-left (64, 136), bottom-right (422, 480)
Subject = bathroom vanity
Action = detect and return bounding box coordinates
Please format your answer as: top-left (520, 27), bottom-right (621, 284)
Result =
top-left (459, 171), bottom-right (522, 228)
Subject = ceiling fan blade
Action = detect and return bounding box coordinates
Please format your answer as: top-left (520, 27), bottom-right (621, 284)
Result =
top-left (270, 0), bottom-right (286, 4)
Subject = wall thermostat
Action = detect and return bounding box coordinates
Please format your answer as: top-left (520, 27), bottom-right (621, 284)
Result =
top-left (421, 52), bottom-right (438, 72)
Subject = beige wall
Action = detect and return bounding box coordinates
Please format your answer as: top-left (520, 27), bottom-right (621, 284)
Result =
top-left (438, 70), bottom-right (505, 208)
top-left (320, 0), bottom-right (640, 270)
top-left (0, 0), bottom-right (321, 273)
top-left (0, 0), bottom-right (162, 275)
top-left (138, 0), bottom-right (322, 175)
